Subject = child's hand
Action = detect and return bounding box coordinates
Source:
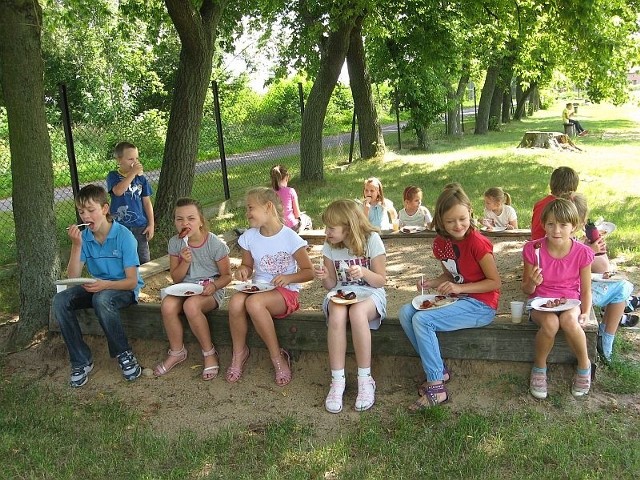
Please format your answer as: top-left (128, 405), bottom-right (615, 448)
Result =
top-left (67, 225), bottom-right (83, 245)
top-left (416, 277), bottom-right (431, 291)
top-left (529, 265), bottom-right (543, 286)
top-left (131, 161), bottom-right (144, 176)
top-left (83, 279), bottom-right (108, 293)
top-left (578, 313), bottom-right (588, 325)
top-left (436, 281), bottom-right (462, 295)
top-left (235, 265), bottom-right (251, 282)
top-left (347, 264), bottom-right (364, 281)
top-left (314, 263), bottom-right (328, 280)
top-left (180, 246), bottom-right (192, 263)
top-left (272, 274), bottom-right (290, 287)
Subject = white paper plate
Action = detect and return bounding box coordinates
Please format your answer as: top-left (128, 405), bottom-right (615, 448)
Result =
top-left (55, 277), bottom-right (97, 286)
top-left (530, 297), bottom-right (581, 312)
top-left (327, 289), bottom-right (373, 305)
top-left (591, 272), bottom-right (622, 283)
top-left (598, 222), bottom-right (616, 235)
top-left (412, 294), bottom-right (458, 311)
top-left (481, 226), bottom-right (507, 232)
top-left (165, 283), bottom-right (204, 297)
top-left (233, 282), bottom-right (275, 294)
top-left (401, 226), bottom-right (427, 234)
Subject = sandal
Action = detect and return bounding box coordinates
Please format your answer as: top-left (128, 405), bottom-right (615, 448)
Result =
top-left (409, 383), bottom-right (449, 412)
top-left (271, 348), bottom-right (292, 387)
top-left (418, 365), bottom-right (451, 396)
top-left (201, 346), bottom-right (219, 381)
top-left (153, 346), bottom-right (188, 377)
top-left (225, 346), bottom-right (250, 383)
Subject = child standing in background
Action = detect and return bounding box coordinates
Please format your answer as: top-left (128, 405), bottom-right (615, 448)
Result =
top-left (227, 187), bottom-right (314, 386)
top-left (399, 185), bottom-right (500, 410)
top-left (270, 165), bottom-right (311, 232)
top-left (53, 184), bottom-right (144, 387)
top-left (107, 142), bottom-right (155, 264)
top-left (530, 166), bottom-right (579, 241)
top-left (562, 192), bottom-right (635, 363)
top-left (154, 198), bottom-right (232, 380)
top-left (314, 199), bottom-right (387, 413)
top-left (361, 177), bottom-right (397, 230)
top-left (522, 198), bottom-right (594, 399)
top-left (398, 186), bottom-right (433, 228)
top-left (481, 187), bottom-right (518, 230)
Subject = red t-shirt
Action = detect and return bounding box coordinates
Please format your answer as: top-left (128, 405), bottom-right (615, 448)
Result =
top-left (530, 194), bottom-right (554, 240)
top-left (432, 229), bottom-right (500, 309)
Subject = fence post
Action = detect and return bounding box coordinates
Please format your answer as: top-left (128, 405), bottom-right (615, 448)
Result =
top-left (58, 83), bottom-right (82, 223)
top-left (348, 110), bottom-right (357, 163)
top-left (211, 81), bottom-right (230, 200)
top-left (297, 82), bottom-right (305, 117)
top-left (394, 86), bottom-right (402, 150)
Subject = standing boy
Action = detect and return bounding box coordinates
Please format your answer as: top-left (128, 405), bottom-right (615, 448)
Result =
top-left (53, 184), bottom-right (144, 387)
top-left (107, 141), bottom-right (154, 263)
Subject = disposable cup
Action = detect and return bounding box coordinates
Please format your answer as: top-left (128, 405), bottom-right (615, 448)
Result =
top-left (510, 301), bottom-right (524, 323)
top-left (392, 219), bottom-right (400, 232)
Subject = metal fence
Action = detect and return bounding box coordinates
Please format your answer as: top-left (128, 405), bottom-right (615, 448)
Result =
top-left (0, 82), bottom-right (367, 266)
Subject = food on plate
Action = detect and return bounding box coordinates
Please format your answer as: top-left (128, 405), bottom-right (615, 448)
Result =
top-left (243, 285), bottom-right (260, 293)
top-left (334, 289), bottom-right (357, 300)
top-left (183, 290), bottom-right (196, 296)
top-left (419, 295), bottom-right (455, 309)
top-left (602, 271), bottom-right (616, 279)
top-left (540, 297), bottom-right (568, 308)
top-left (420, 299), bottom-right (435, 309)
top-left (178, 227), bottom-right (191, 239)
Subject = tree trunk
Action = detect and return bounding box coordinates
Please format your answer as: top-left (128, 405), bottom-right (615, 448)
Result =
top-left (475, 63), bottom-right (500, 134)
top-left (346, 17), bottom-right (384, 159)
top-left (446, 72), bottom-right (469, 136)
top-left (514, 81), bottom-right (535, 120)
top-left (501, 82), bottom-right (512, 123)
top-left (154, 0), bottom-right (226, 232)
top-left (489, 84), bottom-right (503, 131)
top-left (0, 0), bottom-right (60, 350)
top-left (301, 19), bottom-right (356, 181)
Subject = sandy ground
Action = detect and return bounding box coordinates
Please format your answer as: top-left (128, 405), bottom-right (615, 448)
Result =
top-left (4, 237), bottom-right (640, 440)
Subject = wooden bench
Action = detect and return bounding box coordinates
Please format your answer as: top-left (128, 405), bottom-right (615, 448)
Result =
top-left (48, 304), bottom-right (598, 365)
top-left (300, 228), bottom-right (533, 244)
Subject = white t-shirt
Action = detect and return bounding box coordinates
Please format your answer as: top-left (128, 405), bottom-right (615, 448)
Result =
top-left (398, 205), bottom-right (433, 227)
top-left (168, 232), bottom-right (229, 283)
top-left (238, 226), bottom-right (308, 292)
top-left (321, 232), bottom-right (385, 287)
top-left (483, 205), bottom-right (517, 228)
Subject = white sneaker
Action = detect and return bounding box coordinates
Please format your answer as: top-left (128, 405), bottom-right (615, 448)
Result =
top-left (325, 380), bottom-right (345, 413)
top-left (355, 376), bottom-right (376, 411)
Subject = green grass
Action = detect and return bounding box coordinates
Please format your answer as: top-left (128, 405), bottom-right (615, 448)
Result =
top-left (1, 370), bottom-right (638, 479)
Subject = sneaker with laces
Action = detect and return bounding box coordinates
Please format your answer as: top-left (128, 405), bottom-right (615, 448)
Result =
top-left (70, 363), bottom-right (94, 388)
top-left (529, 370), bottom-right (547, 399)
top-left (571, 371), bottom-right (591, 397)
top-left (354, 376), bottom-right (376, 412)
top-left (117, 350), bottom-right (142, 381)
top-left (325, 379), bottom-right (345, 414)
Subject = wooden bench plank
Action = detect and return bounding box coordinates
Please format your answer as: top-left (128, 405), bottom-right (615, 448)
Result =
top-left (48, 304), bottom-right (597, 364)
top-left (299, 228), bottom-right (532, 244)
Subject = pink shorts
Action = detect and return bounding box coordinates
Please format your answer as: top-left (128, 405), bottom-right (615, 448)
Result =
top-left (273, 286), bottom-right (300, 319)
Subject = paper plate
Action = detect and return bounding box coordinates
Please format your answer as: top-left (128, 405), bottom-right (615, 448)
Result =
top-left (591, 272), bottom-right (622, 283)
top-left (55, 277), bottom-right (97, 286)
top-left (481, 226), bottom-right (507, 232)
top-left (598, 222), bottom-right (616, 235)
top-left (530, 297), bottom-right (581, 312)
top-left (401, 226), bottom-right (427, 234)
top-left (165, 283), bottom-right (204, 297)
top-left (233, 282), bottom-right (275, 294)
top-left (327, 289), bottom-right (372, 305)
top-left (412, 294), bottom-right (458, 311)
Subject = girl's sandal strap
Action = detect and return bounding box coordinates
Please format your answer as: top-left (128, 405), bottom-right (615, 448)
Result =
top-left (201, 346), bottom-right (219, 381)
top-left (409, 384), bottom-right (449, 412)
top-left (225, 346), bottom-right (250, 383)
top-left (271, 348), bottom-right (292, 387)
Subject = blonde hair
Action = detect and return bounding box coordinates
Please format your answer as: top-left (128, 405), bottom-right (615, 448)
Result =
top-left (484, 187), bottom-right (512, 206)
top-left (322, 199), bottom-right (379, 257)
top-left (541, 198), bottom-right (580, 228)
top-left (174, 197), bottom-right (209, 235)
top-left (363, 177), bottom-right (386, 204)
top-left (270, 164), bottom-right (289, 191)
top-left (432, 185), bottom-right (475, 239)
top-left (403, 185), bottom-right (423, 202)
top-left (246, 187), bottom-right (283, 223)
top-left (560, 192), bottom-right (588, 228)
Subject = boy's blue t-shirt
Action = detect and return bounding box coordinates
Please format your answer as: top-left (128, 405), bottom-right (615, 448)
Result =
top-left (106, 171), bottom-right (153, 228)
top-left (80, 221), bottom-right (144, 300)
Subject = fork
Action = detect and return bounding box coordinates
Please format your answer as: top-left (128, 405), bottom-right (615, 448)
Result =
top-left (66, 223), bottom-right (90, 230)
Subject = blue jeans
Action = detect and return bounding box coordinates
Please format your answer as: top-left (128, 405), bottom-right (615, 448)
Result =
top-left (128, 226), bottom-right (150, 264)
top-left (399, 298), bottom-right (496, 381)
top-left (52, 286), bottom-right (135, 368)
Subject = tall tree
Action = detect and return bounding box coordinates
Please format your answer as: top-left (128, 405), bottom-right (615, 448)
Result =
top-left (0, 0), bottom-right (60, 349)
top-left (153, 0), bottom-right (227, 230)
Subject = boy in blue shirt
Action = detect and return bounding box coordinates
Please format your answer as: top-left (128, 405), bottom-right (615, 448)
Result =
top-left (107, 142), bottom-right (154, 263)
top-left (53, 184), bottom-right (144, 387)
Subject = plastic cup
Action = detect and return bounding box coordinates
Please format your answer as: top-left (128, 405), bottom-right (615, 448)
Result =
top-left (392, 219), bottom-right (400, 232)
top-left (510, 301), bottom-right (524, 323)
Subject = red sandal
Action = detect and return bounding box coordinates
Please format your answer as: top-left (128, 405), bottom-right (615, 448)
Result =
top-left (271, 348), bottom-right (292, 387)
